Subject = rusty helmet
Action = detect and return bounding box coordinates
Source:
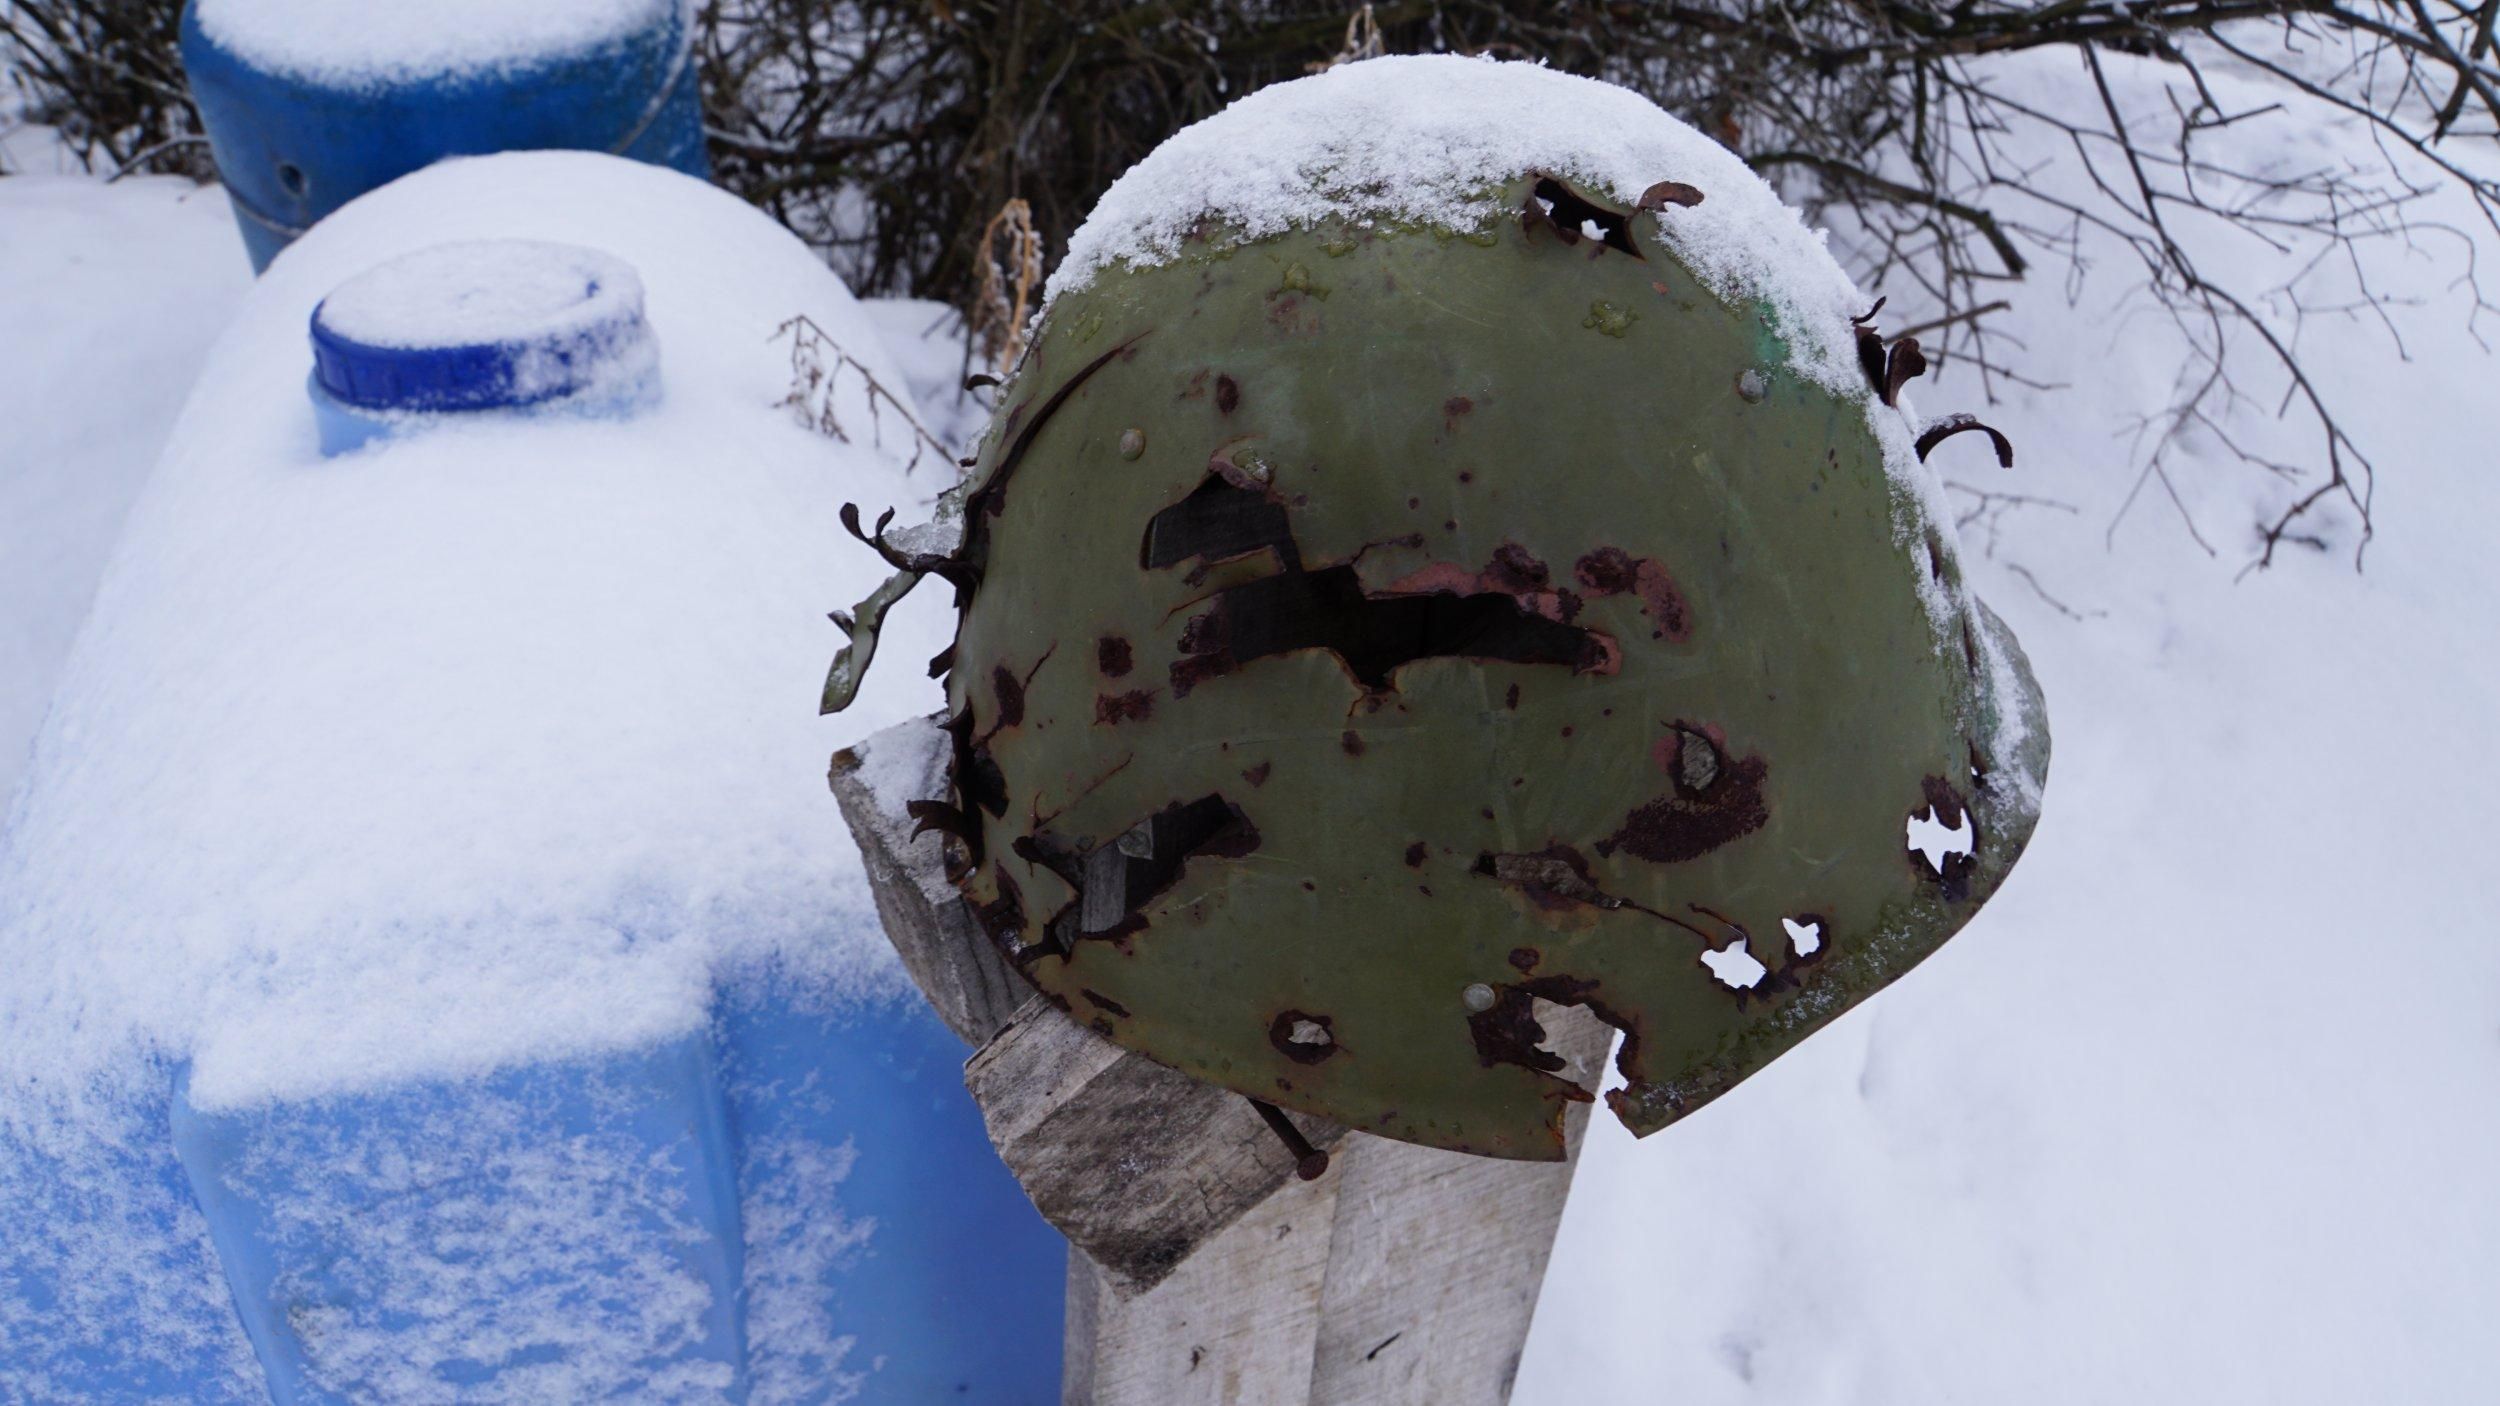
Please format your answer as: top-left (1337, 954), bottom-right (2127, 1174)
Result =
top-left (829, 58), bottom-right (2048, 1158)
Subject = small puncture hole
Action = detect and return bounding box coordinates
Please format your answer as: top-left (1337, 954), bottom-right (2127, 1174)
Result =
top-left (1270, 1009), bottom-right (1338, 1064)
top-left (1905, 804), bottom-right (1976, 876)
top-left (1701, 939), bottom-right (1767, 989)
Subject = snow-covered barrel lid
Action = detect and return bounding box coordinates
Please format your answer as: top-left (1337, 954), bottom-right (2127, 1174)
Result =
top-left (193, 0), bottom-right (684, 86)
top-left (309, 238), bottom-right (658, 415)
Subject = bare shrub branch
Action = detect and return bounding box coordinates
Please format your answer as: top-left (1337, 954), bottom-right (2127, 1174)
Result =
top-left (773, 313), bottom-right (954, 475)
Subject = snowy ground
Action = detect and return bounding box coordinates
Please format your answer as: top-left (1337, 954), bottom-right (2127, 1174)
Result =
top-left (1516, 51), bottom-right (2500, 1406)
top-left (0, 127), bottom-right (249, 805)
top-left (3, 44), bottom-right (2495, 1405)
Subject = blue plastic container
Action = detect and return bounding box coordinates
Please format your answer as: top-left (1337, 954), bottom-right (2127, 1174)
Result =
top-left (0, 230), bottom-right (1065, 1401)
top-left (164, 991), bottom-right (1066, 1403)
top-left (180, 1), bottom-right (708, 271)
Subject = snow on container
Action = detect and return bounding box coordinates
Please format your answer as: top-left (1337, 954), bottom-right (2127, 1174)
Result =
top-left (180, 0), bottom-right (708, 271)
top-left (0, 152), bottom-right (1062, 1403)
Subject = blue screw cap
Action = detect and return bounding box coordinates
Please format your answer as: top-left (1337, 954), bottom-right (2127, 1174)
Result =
top-left (308, 239), bottom-right (659, 452)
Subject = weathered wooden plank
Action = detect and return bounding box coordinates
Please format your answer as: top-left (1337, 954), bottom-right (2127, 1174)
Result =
top-left (827, 716), bottom-right (1029, 1046)
top-left (1061, 1006), bottom-right (1607, 1406)
top-left (1303, 1005), bottom-right (1610, 1406)
top-left (968, 995), bottom-right (1350, 1293)
top-left (1065, 1167), bottom-right (1341, 1406)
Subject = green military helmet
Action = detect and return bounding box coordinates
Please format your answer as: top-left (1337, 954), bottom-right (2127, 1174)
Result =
top-left (827, 56), bottom-right (2049, 1160)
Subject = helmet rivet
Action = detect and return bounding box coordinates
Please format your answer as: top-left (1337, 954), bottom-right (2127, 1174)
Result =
top-left (1118, 427), bottom-right (1147, 460)
top-left (1736, 368), bottom-right (1769, 403)
top-left (1462, 982), bottom-right (1498, 1013)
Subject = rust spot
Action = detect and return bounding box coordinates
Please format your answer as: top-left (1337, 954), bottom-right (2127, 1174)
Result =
top-left (1473, 845), bottom-right (1680, 925)
top-left (1341, 729), bottom-right (1367, 756)
top-left (1467, 974), bottom-right (1603, 1086)
top-left (1216, 374), bottom-right (1240, 414)
top-left (1097, 635), bottom-right (1134, 677)
top-left (1265, 294), bottom-right (1322, 335)
top-left (1404, 841), bottom-right (1428, 868)
top-left (1080, 988), bottom-right (1132, 1018)
top-left (1921, 775), bottom-right (1969, 829)
top-left (1244, 761), bottom-right (1272, 787)
top-left (1508, 947), bottom-right (1542, 973)
top-left (1391, 544), bottom-right (1610, 644)
top-left (1637, 179), bottom-right (1706, 210)
top-left (1178, 368), bottom-right (1209, 400)
top-left (1598, 729), bottom-right (1769, 864)
top-left (1095, 690), bottom-right (1155, 724)
top-left (1444, 395), bottom-right (1474, 427)
top-left (1270, 1010), bottom-right (1337, 1064)
top-left (1474, 847), bottom-right (1595, 912)
top-left (992, 665), bottom-right (1025, 728)
top-left (1573, 548), bottom-right (1691, 642)
top-left (1486, 542), bottom-right (1548, 593)
top-left (1573, 547), bottom-right (1637, 595)
top-left (1504, 683), bottom-right (1521, 710)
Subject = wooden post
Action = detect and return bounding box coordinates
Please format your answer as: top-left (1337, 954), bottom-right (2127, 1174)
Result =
top-left (832, 718), bottom-right (1606, 1405)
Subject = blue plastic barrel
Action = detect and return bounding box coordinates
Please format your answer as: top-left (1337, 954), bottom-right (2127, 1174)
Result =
top-left (180, 0), bottom-right (708, 270)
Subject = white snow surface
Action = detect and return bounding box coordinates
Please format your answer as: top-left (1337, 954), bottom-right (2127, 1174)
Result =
top-left (317, 238), bottom-right (640, 350)
top-left (1049, 54), bottom-right (1965, 642)
top-left (0, 152), bottom-right (949, 1116)
top-left (0, 130), bottom-right (249, 807)
top-left (192, 0), bottom-right (681, 87)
